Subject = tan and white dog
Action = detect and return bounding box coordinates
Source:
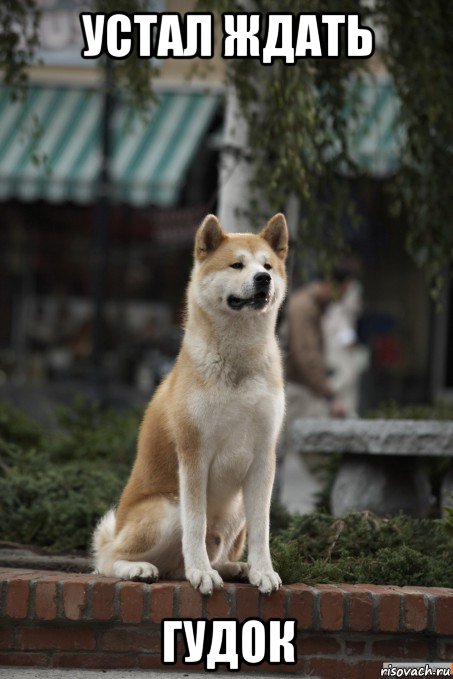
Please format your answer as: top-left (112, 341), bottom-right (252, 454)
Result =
top-left (93, 213), bottom-right (288, 595)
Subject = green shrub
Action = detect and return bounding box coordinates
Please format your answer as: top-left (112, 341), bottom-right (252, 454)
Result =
top-left (0, 399), bottom-right (139, 552)
top-left (49, 396), bottom-right (140, 465)
top-left (0, 402), bottom-right (43, 448)
top-left (367, 400), bottom-right (453, 421)
top-left (269, 499), bottom-right (292, 532)
top-left (0, 441), bottom-right (125, 552)
top-left (270, 511), bottom-right (453, 587)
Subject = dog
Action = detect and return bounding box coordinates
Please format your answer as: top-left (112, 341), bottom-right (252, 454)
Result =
top-left (93, 212), bottom-right (288, 595)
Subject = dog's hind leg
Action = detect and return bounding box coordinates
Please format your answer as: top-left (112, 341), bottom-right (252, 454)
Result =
top-left (228, 524), bottom-right (247, 562)
top-left (209, 519), bottom-right (249, 581)
top-left (216, 525), bottom-right (249, 580)
top-left (111, 559), bottom-right (159, 582)
top-left (93, 496), bottom-right (182, 581)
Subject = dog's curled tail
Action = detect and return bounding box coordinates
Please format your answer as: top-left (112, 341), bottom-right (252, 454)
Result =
top-left (92, 508), bottom-right (116, 574)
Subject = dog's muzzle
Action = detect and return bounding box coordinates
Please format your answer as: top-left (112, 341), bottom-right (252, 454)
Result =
top-left (227, 273), bottom-right (272, 310)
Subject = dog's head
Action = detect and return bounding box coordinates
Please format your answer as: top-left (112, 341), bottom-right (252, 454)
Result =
top-left (191, 213), bottom-right (288, 317)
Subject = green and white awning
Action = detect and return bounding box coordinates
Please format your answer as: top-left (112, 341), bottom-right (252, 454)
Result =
top-left (0, 85), bottom-right (220, 206)
top-left (347, 74), bottom-right (403, 177)
top-left (0, 76), bottom-right (402, 206)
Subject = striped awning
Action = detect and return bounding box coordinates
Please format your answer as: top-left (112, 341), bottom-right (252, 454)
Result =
top-left (0, 86), bottom-right (220, 206)
top-left (346, 74), bottom-right (403, 177)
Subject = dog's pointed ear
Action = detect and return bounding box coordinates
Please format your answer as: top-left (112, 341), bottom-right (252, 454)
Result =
top-left (195, 214), bottom-right (226, 261)
top-left (259, 213), bottom-right (289, 260)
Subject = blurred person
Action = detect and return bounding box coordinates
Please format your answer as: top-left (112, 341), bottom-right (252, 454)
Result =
top-left (275, 269), bottom-right (353, 509)
top-left (323, 279), bottom-right (369, 416)
top-left (285, 269), bottom-right (353, 423)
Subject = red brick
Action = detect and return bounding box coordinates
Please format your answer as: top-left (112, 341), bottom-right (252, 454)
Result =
top-left (18, 627), bottom-right (96, 651)
top-left (100, 627), bottom-right (160, 653)
top-left (305, 657), bottom-right (359, 679)
top-left (34, 572), bottom-right (74, 583)
top-left (405, 640), bottom-right (430, 660)
top-left (148, 582), bottom-right (174, 623)
top-left (298, 635), bottom-right (340, 655)
top-left (53, 653), bottom-right (135, 669)
top-left (0, 652), bottom-right (49, 667)
top-left (437, 639), bottom-right (453, 660)
top-left (234, 583), bottom-right (259, 622)
top-left (34, 581), bottom-right (57, 621)
top-left (179, 582), bottom-right (202, 618)
top-left (5, 576), bottom-right (35, 618)
top-left (344, 584), bottom-right (381, 593)
top-left (339, 584), bottom-right (371, 593)
top-left (261, 587), bottom-right (286, 620)
top-left (0, 627), bottom-right (13, 649)
top-left (356, 584), bottom-right (404, 597)
top-left (176, 632), bottom-right (187, 656)
top-left (138, 655), bottom-right (166, 669)
top-left (119, 581), bottom-right (144, 624)
top-left (344, 640), bottom-right (366, 656)
top-left (0, 569), bottom-right (36, 578)
top-left (374, 638), bottom-right (430, 661)
top-left (373, 638), bottom-right (413, 659)
top-left (404, 586), bottom-right (452, 596)
top-left (60, 574), bottom-right (97, 583)
top-left (347, 590), bottom-right (373, 631)
top-left (355, 659), bottom-right (389, 678)
top-left (91, 579), bottom-right (118, 621)
top-left (156, 657), bottom-right (204, 671)
top-left (242, 660), bottom-right (299, 673)
top-left (318, 587), bottom-right (344, 631)
top-left (287, 585), bottom-right (315, 630)
top-left (436, 595), bottom-right (453, 635)
top-left (206, 587), bottom-right (231, 618)
top-left (403, 592), bottom-right (428, 632)
top-left (377, 592), bottom-right (401, 632)
top-left (63, 581), bottom-right (87, 621)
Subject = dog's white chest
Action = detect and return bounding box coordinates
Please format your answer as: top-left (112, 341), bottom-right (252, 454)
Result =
top-left (188, 377), bottom-right (284, 503)
top-left (189, 375), bottom-right (279, 439)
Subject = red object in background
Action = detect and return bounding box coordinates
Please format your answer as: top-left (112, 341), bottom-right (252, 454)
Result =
top-left (373, 334), bottom-right (404, 369)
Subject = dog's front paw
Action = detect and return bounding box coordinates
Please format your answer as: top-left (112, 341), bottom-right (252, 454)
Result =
top-left (186, 568), bottom-right (223, 595)
top-left (248, 567), bottom-right (282, 594)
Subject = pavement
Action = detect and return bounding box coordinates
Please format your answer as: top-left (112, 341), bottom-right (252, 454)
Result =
top-left (0, 670), bottom-right (305, 678)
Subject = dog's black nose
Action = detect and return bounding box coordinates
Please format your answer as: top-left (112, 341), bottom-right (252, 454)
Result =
top-left (254, 272), bottom-right (271, 288)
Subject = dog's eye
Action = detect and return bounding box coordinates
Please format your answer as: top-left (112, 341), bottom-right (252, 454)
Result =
top-left (230, 262), bottom-right (244, 270)
top-left (264, 263), bottom-right (272, 271)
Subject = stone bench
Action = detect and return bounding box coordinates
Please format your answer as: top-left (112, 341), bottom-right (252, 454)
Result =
top-left (291, 419), bottom-right (453, 517)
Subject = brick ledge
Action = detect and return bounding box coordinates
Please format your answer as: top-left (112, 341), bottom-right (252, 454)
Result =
top-left (0, 568), bottom-right (452, 676)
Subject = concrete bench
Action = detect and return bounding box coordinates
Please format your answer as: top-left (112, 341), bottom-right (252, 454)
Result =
top-left (290, 419), bottom-right (453, 517)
